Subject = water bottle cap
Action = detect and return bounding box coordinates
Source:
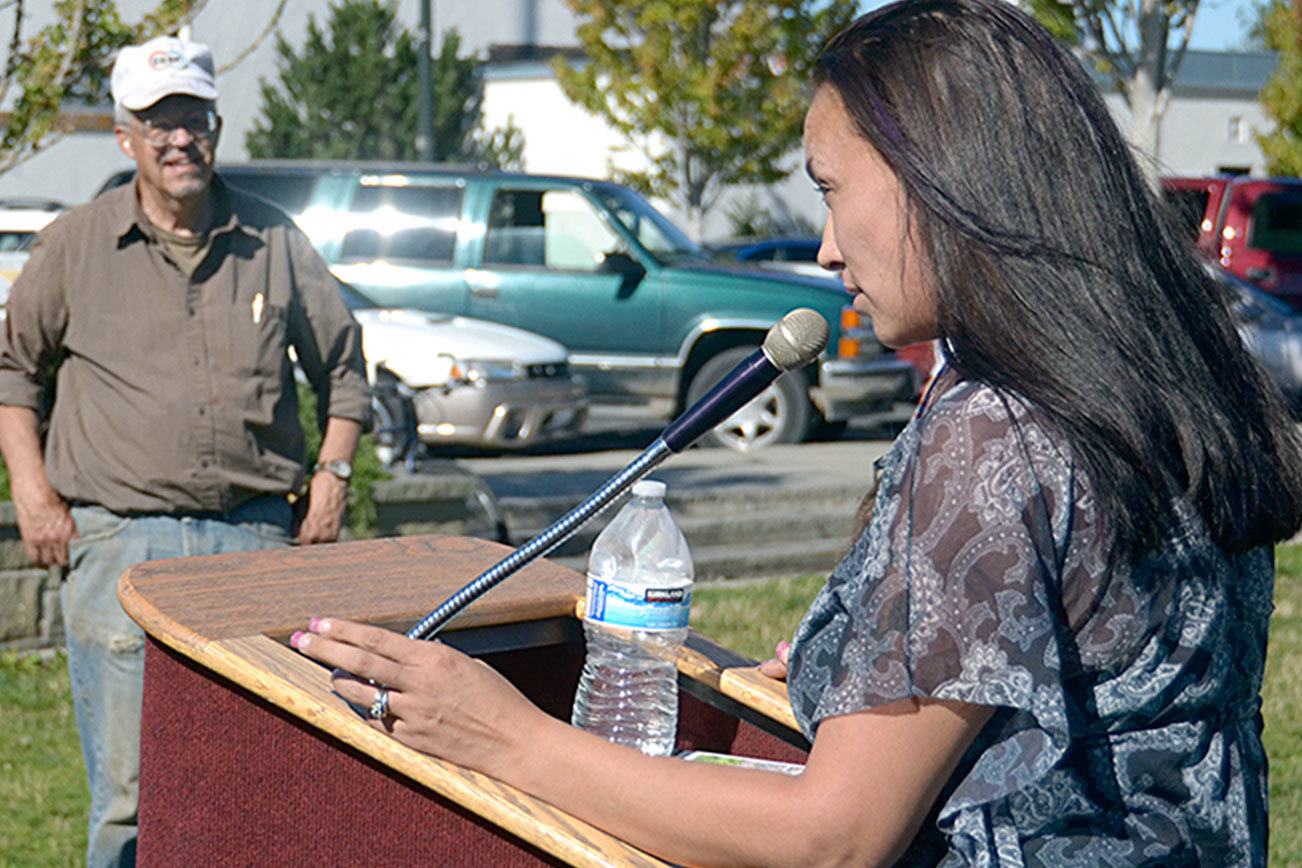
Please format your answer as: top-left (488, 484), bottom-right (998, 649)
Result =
top-left (632, 479), bottom-right (666, 499)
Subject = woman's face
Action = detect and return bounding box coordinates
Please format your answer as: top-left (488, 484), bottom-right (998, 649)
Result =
top-left (803, 86), bottom-right (939, 349)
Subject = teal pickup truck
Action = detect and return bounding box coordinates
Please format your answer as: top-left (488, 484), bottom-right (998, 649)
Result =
top-left (103, 162), bottom-right (921, 450)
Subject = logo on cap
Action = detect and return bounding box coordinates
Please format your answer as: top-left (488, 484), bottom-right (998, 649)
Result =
top-left (148, 49), bottom-right (185, 70)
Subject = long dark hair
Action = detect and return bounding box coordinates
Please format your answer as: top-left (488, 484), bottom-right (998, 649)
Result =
top-left (819, 0), bottom-right (1302, 555)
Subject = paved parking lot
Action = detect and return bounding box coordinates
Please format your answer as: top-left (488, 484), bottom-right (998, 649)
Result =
top-left (454, 410), bottom-right (903, 503)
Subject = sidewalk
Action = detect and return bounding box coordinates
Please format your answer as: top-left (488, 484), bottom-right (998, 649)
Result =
top-left (457, 438), bottom-right (894, 505)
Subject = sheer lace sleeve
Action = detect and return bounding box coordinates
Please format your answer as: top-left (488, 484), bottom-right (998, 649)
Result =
top-left (789, 381), bottom-right (1088, 798)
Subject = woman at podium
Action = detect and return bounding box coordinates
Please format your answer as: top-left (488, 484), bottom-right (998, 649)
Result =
top-left (293, 0), bottom-right (1302, 863)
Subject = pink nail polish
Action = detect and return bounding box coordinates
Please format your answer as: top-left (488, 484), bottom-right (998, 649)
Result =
top-left (290, 631), bottom-right (304, 647)
top-left (777, 640), bottom-right (791, 654)
top-left (308, 616), bottom-right (321, 632)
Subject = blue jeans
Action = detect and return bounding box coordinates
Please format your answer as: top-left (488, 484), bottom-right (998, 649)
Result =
top-left (62, 496), bottom-right (292, 868)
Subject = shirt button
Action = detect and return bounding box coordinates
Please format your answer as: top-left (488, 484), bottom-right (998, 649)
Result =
top-left (192, 357), bottom-right (200, 367)
top-left (198, 407), bottom-right (206, 416)
top-left (199, 459), bottom-right (210, 469)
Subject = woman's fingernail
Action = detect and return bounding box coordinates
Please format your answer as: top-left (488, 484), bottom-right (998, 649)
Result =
top-left (291, 631), bottom-right (310, 650)
top-left (307, 616), bottom-right (320, 632)
top-left (316, 618), bottom-right (332, 633)
top-left (777, 640), bottom-right (791, 655)
top-left (290, 630), bottom-right (304, 647)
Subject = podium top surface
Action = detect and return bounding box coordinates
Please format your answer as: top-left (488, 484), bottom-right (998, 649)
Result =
top-left (119, 533), bottom-right (584, 643)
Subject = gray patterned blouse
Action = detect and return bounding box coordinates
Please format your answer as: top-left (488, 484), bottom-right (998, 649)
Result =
top-left (788, 376), bottom-right (1271, 866)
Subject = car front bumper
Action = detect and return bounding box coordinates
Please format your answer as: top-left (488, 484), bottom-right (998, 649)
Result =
top-left (413, 377), bottom-right (589, 449)
top-left (812, 357), bottom-right (920, 422)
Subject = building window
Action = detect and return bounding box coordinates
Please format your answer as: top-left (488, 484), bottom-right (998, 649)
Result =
top-left (1228, 116), bottom-right (1247, 144)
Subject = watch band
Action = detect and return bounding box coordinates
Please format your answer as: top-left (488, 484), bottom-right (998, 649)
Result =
top-left (313, 458), bottom-right (352, 481)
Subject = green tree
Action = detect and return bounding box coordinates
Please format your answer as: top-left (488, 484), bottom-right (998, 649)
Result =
top-left (0, 0), bottom-right (206, 175)
top-left (245, 0), bottom-right (522, 167)
top-left (554, 0), bottom-right (857, 240)
top-left (1024, 0), bottom-right (1200, 184)
top-left (1257, 0), bottom-right (1302, 175)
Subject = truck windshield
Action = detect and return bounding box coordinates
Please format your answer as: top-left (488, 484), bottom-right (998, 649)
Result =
top-left (590, 185), bottom-right (704, 263)
top-left (1249, 193), bottom-right (1302, 255)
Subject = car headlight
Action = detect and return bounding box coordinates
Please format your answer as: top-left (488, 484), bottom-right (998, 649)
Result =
top-left (449, 358), bottom-right (525, 384)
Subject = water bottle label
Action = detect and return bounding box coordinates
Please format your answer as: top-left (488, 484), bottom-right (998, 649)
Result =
top-left (584, 575), bottom-right (692, 630)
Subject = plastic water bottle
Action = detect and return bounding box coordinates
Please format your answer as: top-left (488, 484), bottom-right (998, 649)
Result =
top-left (571, 479), bottom-right (694, 756)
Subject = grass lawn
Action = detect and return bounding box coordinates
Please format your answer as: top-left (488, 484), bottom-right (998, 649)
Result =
top-left (2, 550), bottom-right (1298, 865)
top-left (0, 652), bottom-right (86, 866)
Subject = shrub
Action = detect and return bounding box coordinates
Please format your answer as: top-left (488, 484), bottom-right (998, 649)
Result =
top-left (296, 381), bottom-right (389, 537)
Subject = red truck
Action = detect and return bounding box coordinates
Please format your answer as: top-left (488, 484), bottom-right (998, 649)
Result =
top-left (1162, 175), bottom-right (1302, 310)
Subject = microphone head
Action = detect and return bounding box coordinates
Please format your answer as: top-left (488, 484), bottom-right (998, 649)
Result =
top-left (762, 308), bottom-right (830, 371)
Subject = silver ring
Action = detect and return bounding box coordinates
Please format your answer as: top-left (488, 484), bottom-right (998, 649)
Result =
top-left (368, 686), bottom-right (391, 720)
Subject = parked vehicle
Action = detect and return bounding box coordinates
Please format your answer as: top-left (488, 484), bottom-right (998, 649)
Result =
top-left (711, 236), bottom-right (826, 278)
top-left (1162, 175), bottom-right (1302, 310)
top-left (100, 162), bottom-right (922, 451)
top-left (0, 198), bottom-right (64, 311)
top-left (1211, 265), bottom-right (1302, 413)
top-left (338, 281), bottom-right (588, 452)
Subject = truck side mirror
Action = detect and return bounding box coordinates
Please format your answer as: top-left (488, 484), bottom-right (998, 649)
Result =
top-left (598, 250), bottom-right (646, 295)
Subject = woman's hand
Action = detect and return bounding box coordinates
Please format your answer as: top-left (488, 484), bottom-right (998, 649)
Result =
top-left (291, 617), bottom-right (545, 776)
top-left (757, 640), bottom-right (791, 681)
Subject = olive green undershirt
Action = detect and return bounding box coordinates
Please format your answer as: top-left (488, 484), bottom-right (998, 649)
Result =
top-left (152, 224), bottom-right (212, 276)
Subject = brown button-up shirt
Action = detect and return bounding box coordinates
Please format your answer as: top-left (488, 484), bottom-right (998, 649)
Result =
top-left (0, 176), bottom-right (371, 514)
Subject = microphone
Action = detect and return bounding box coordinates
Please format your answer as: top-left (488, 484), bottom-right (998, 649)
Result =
top-left (405, 308), bottom-right (829, 641)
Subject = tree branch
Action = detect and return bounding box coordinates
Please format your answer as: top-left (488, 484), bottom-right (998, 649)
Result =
top-left (0, 0), bottom-right (25, 108)
top-left (1166, 4), bottom-right (1197, 87)
top-left (1080, 7), bottom-right (1131, 92)
top-left (215, 0), bottom-right (287, 74)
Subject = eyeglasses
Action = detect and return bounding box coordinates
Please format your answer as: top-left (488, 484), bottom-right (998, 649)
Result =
top-left (135, 110), bottom-right (218, 147)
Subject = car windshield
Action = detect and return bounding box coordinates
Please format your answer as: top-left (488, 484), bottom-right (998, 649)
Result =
top-left (589, 184), bottom-right (704, 263)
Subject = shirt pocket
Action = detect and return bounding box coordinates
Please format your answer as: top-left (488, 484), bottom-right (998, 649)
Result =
top-left (246, 301), bottom-right (291, 377)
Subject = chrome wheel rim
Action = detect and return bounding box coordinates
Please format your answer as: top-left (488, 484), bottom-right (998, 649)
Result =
top-left (712, 382), bottom-right (787, 452)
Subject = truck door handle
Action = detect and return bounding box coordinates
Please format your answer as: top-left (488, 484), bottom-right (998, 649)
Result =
top-left (465, 269), bottom-right (499, 299)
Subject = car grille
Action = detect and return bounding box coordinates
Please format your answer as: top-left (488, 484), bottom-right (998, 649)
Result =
top-left (526, 361), bottom-right (569, 380)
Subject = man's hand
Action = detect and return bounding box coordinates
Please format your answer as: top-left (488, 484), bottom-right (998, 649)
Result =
top-left (0, 406), bottom-right (75, 566)
top-left (12, 480), bottom-right (76, 567)
top-left (296, 470), bottom-right (348, 544)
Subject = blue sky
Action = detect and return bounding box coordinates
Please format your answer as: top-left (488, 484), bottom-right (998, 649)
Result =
top-left (857, 0), bottom-right (1258, 52)
top-left (1189, 0), bottom-right (1257, 50)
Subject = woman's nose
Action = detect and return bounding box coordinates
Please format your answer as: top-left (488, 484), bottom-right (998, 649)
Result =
top-left (816, 217), bottom-right (843, 271)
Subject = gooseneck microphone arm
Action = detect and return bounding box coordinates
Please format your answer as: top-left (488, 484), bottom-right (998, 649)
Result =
top-left (405, 439), bottom-right (671, 640)
top-left (405, 308), bottom-right (830, 641)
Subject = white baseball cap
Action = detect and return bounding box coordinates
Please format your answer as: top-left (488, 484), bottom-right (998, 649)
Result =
top-left (111, 35), bottom-right (217, 112)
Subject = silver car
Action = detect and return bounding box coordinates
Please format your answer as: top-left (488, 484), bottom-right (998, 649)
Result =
top-left (339, 282), bottom-right (588, 452)
top-left (1217, 266), bottom-right (1302, 412)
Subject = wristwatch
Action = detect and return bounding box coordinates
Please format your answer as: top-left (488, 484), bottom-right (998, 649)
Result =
top-left (313, 459), bottom-right (353, 481)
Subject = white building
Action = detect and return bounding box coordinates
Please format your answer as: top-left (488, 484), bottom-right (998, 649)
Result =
top-left (0, 0), bottom-right (1283, 240)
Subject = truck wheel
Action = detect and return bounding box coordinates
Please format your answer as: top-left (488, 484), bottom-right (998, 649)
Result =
top-left (685, 347), bottom-right (814, 451)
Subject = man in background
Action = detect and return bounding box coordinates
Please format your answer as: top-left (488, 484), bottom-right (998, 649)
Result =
top-left (0, 34), bottom-right (370, 866)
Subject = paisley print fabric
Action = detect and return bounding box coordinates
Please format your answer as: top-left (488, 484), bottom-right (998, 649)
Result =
top-left (788, 377), bottom-right (1271, 866)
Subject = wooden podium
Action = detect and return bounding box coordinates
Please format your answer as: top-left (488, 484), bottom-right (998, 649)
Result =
top-left (118, 534), bottom-right (810, 866)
